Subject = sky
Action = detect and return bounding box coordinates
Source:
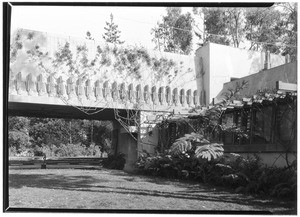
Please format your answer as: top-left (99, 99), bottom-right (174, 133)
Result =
top-left (10, 6), bottom-right (196, 50)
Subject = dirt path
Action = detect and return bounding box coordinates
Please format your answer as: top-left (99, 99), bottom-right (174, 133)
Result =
top-left (8, 168), bottom-right (296, 214)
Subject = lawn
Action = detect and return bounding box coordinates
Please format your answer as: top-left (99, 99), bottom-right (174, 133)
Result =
top-left (8, 168), bottom-right (296, 214)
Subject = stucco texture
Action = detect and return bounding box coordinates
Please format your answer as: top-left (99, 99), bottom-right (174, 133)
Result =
top-left (215, 62), bottom-right (297, 100)
top-left (10, 29), bottom-right (197, 92)
top-left (195, 43), bottom-right (286, 104)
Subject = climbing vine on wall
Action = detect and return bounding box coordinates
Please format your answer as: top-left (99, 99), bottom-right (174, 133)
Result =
top-left (10, 29), bottom-right (191, 84)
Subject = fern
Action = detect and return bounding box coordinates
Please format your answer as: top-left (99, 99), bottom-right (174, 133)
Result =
top-left (195, 143), bottom-right (224, 161)
top-left (170, 140), bottom-right (192, 155)
top-left (169, 132), bottom-right (224, 161)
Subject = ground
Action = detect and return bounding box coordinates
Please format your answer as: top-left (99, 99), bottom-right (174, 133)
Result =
top-left (8, 168), bottom-right (296, 214)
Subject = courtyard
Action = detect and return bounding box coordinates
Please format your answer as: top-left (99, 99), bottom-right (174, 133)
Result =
top-left (9, 168), bottom-right (296, 214)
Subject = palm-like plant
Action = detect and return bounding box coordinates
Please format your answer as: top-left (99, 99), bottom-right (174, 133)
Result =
top-left (170, 132), bottom-right (224, 161)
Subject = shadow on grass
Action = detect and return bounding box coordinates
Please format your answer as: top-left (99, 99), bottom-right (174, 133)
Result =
top-left (9, 173), bottom-right (108, 190)
top-left (8, 170), bottom-right (296, 214)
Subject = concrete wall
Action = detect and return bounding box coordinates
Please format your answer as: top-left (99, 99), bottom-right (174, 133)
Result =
top-left (195, 43), bottom-right (286, 105)
top-left (113, 121), bottom-right (138, 171)
top-left (10, 29), bottom-right (198, 113)
top-left (239, 153), bottom-right (296, 168)
top-left (195, 44), bottom-right (210, 105)
top-left (216, 61), bottom-right (297, 100)
top-left (10, 29), bottom-right (197, 95)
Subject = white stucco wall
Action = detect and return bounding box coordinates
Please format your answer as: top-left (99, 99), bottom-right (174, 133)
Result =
top-left (195, 44), bottom-right (210, 105)
top-left (195, 43), bottom-right (286, 105)
top-left (10, 29), bottom-right (197, 92)
top-left (216, 62), bottom-right (297, 100)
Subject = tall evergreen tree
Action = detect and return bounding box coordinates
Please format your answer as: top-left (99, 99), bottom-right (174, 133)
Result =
top-left (102, 13), bottom-right (125, 45)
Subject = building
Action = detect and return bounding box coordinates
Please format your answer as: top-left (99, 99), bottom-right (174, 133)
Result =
top-left (195, 42), bottom-right (286, 106)
top-left (213, 61), bottom-right (297, 167)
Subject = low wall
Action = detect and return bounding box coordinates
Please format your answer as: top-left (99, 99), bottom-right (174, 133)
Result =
top-left (9, 157), bottom-right (104, 168)
top-left (238, 153), bottom-right (296, 168)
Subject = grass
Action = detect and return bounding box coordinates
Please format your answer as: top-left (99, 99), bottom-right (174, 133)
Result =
top-left (8, 168), bottom-right (296, 214)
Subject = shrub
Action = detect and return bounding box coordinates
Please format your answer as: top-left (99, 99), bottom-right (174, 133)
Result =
top-left (102, 152), bottom-right (126, 170)
top-left (135, 148), bottom-right (296, 199)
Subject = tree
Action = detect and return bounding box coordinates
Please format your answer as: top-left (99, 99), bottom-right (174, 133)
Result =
top-left (193, 7), bottom-right (245, 48)
top-left (245, 7), bottom-right (283, 53)
top-left (8, 116), bottom-right (32, 155)
top-left (102, 13), bottom-right (125, 45)
top-left (84, 120), bottom-right (113, 156)
top-left (276, 2), bottom-right (297, 61)
top-left (194, 6), bottom-right (297, 60)
top-left (152, 7), bottom-right (194, 55)
top-left (86, 31), bottom-right (94, 40)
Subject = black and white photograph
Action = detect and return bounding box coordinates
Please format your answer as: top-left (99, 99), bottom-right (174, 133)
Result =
top-left (3, 2), bottom-right (297, 214)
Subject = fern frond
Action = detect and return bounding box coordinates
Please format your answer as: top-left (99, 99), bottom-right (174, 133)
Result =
top-left (195, 143), bottom-right (224, 161)
top-left (170, 140), bottom-right (192, 155)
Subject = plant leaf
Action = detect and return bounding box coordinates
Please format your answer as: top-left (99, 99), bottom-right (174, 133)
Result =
top-left (195, 143), bottom-right (224, 161)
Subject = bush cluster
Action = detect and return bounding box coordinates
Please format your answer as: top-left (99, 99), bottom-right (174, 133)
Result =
top-left (135, 152), bottom-right (296, 199)
top-left (102, 152), bottom-right (126, 170)
top-left (29, 143), bottom-right (104, 158)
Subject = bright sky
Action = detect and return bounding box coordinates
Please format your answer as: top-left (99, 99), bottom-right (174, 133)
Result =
top-left (11, 6), bottom-right (196, 50)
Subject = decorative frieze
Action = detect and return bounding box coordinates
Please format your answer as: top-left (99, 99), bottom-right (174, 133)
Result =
top-left (9, 72), bottom-right (200, 108)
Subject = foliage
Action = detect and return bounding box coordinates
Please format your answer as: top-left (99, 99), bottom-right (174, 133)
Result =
top-left (102, 13), bottom-right (125, 45)
top-left (275, 3), bottom-right (297, 61)
top-left (170, 132), bottom-right (224, 161)
top-left (193, 5), bottom-right (297, 59)
top-left (8, 116), bottom-right (112, 157)
top-left (10, 29), bottom-right (191, 87)
top-left (136, 151), bottom-right (296, 199)
top-left (31, 142), bottom-right (103, 157)
top-left (152, 7), bottom-right (193, 54)
top-left (86, 31), bottom-right (94, 40)
top-left (193, 7), bottom-right (245, 48)
top-left (102, 152), bottom-right (126, 170)
top-left (8, 117), bottom-right (32, 155)
top-left (244, 7), bottom-right (283, 53)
